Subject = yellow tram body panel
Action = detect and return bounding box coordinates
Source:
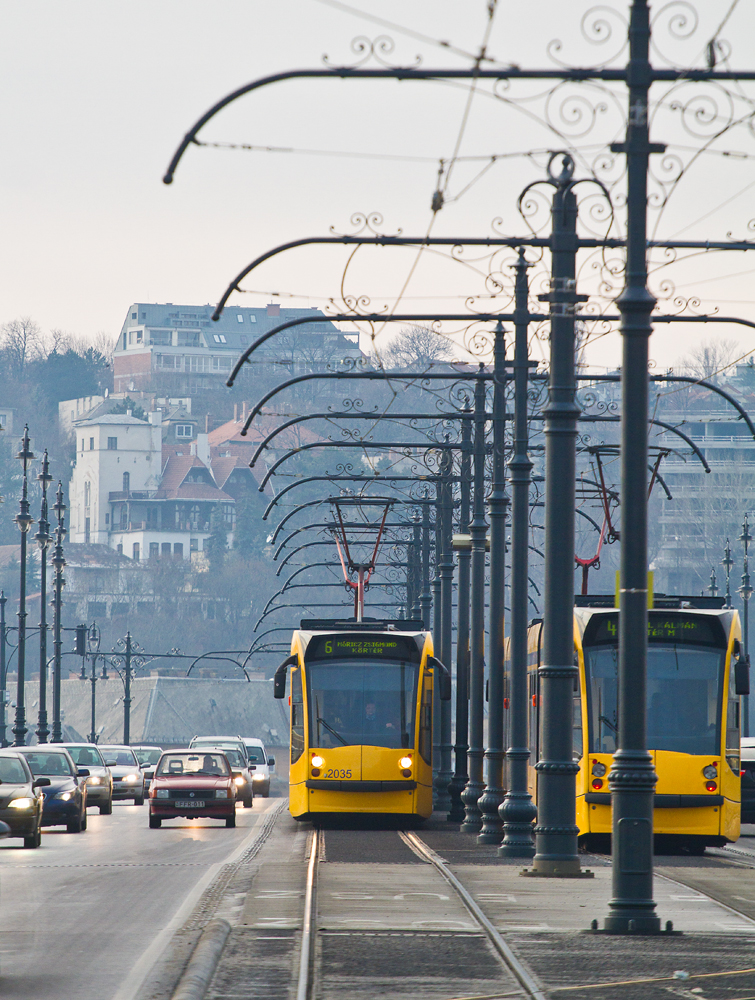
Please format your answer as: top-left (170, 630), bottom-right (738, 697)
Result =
top-left (526, 603), bottom-right (743, 848)
top-left (282, 624), bottom-right (437, 821)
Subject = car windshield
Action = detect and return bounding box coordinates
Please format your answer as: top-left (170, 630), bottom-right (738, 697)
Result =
top-left (64, 746), bottom-right (105, 767)
top-left (0, 757), bottom-right (29, 783)
top-left (306, 658), bottom-right (419, 750)
top-left (22, 752), bottom-right (74, 777)
top-left (103, 749), bottom-right (138, 767)
top-left (156, 753), bottom-right (230, 777)
top-left (584, 643), bottom-right (725, 756)
top-left (245, 748), bottom-right (265, 763)
top-left (135, 749), bottom-right (162, 765)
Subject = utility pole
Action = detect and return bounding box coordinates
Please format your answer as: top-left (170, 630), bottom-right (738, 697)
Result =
top-left (36, 450), bottom-right (52, 744)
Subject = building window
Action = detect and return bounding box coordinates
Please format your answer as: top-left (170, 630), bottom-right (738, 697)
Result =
top-left (236, 315), bottom-right (244, 324)
top-left (107, 437), bottom-right (117, 450)
top-left (85, 517), bottom-right (90, 543)
top-left (88, 601), bottom-right (107, 620)
top-left (131, 311), bottom-right (137, 319)
top-left (249, 315), bottom-right (256, 322)
top-left (222, 503), bottom-right (235, 527)
top-left (161, 542), bottom-right (171, 558)
top-left (175, 424), bottom-right (193, 439)
top-left (89, 437), bottom-right (95, 451)
top-left (213, 333), bottom-right (227, 343)
top-left (105, 513), bottom-right (109, 525)
top-left (84, 481), bottom-right (91, 506)
top-left (190, 538), bottom-right (198, 552)
top-left (123, 472), bottom-right (130, 494)
top-left (177, 331), bottom-right (200, 347)
top-left (116, 544), bottom-right (123, 555)
top-left (174, 543), bottom-right (183, 560)
top-left (149, 542), bottom-right (159, 559)
top-left (81, 438), bottom-right (84, 453)
top-left (189, 505), bottom-right (200, 530)
top-left (132, 543), bottom-right (140, 561)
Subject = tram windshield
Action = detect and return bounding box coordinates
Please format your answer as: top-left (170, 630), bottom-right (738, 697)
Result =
top-left (306, 659), bottom-right (418, 750)
top-left (583, 615), bottom-right (726, 756)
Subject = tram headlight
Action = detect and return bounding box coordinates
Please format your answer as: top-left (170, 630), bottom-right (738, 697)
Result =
top-left (702, 765), bottom-right (718, 779)
top-left (591, 760), bottom-right (607, 777)
top-left (311, 755), bottom-right (325, 769)
top-left (399, 757), bottom-right (413, 770)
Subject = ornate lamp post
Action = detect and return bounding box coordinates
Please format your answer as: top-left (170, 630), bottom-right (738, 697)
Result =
top-left (708, 569), bottom-right (718, 598)
top-left (13, 426), bottom-right (35, 747)
top-left (80, 622), bottom-right (108, 744)
top-left (739, 514), bottom-right (752, 738)
top-left (0, 592), bottom-right (7, 747)
top-left (35, 450), bottom-right (53, 743)
top-left (51, 483), bottom-right (67, 743)
top-left (723, 539), bottom-right (734, 610)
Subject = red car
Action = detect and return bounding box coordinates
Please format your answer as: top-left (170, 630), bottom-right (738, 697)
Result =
top-left (148, 751), bottom-right (237, 828)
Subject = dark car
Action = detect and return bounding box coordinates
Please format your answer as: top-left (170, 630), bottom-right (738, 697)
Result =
top-left (148, 751), bottom-right (236, 829)
top-left (58, 743), bottom-right (113, 815)
top-left (17, 747), bottom-right (88, 833)
top-left (0, 751), bottom-right (49, 848)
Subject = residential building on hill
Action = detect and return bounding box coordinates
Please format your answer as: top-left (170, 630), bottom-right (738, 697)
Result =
top-left (112, 301), bottom-right (362, 393)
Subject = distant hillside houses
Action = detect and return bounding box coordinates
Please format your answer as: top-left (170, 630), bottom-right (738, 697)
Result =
top-left (112, 301), bottom-right (362, 394)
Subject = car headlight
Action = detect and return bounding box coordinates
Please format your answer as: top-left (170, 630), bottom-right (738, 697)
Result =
top-left (57, 792), bottom-right (73, 801)
top-left (234, 776), bottom-right (245, 786)
top-left (155, 789), bottom-right (170, 799)
top-left (215, 789), bottom-right (230, 798)
top-left (252, 774), bottom-right (265, 781)
top-left (123, 774), bottom-right (139, 783)
top-left (88, 776), bottom-right (101, 785)
top-left (9, 797), bottom-right (33, 809)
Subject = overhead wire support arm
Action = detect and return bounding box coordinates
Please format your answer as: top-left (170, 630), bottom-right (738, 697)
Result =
top-left (163, 65), bottom-right (755, 186)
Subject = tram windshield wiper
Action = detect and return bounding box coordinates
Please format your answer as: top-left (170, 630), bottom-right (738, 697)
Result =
top-left (599, 715), bottom-right (617, 733)
top-left (317, 717), bottom-right (349, 746)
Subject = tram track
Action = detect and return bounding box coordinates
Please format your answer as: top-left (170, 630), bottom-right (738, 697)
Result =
top-left (294, 826), bottom-right (546, 1000)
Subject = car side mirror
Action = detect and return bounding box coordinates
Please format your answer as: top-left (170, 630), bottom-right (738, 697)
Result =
top-left (428, 656), bottom-right (452, 701)
top-left (104, 759), bottom-right (117, 767)
top-left (736, 654), bottom-right (751, 696)
top-left (77, 767), bottom-right (90, 778)
top-left (267, 756), bottom-right (275, 767)
top-left (274, 654), bottom-right (297, 699)
top-left (33, 777), bottom-right (51, 788)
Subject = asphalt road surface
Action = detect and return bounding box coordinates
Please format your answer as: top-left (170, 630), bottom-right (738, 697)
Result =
top-left (0, 793), bottom-right (280, 1000)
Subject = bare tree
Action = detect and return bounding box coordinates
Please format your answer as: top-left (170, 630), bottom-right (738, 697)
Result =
top-left (0, 317), bottom-right (44, 376)
top-left (377, 326), bottom-right (456, 370)
top-left (677, 337), bottom-right (740, 381)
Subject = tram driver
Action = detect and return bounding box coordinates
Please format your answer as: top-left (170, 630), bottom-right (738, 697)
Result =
top-left (363, 700), bottom-right (397, 733)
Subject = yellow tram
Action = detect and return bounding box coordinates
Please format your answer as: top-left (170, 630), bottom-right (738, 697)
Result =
top-left (274, 619), bottom-right (450, 821)
top-left (523, 597), bottom-right (748, 851)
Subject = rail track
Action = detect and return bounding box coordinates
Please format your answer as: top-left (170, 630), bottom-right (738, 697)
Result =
top-left (295, 825), bottom-right (546, 1000)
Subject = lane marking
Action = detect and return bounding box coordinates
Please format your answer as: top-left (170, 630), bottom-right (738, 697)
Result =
top-left (111, 798), bottom-right (285, 1000)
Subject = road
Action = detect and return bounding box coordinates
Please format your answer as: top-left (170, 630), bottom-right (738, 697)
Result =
top-left (0, 792), bottom-right (281, 1000)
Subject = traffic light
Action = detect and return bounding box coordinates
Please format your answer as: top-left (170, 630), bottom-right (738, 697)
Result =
top-left (74, 625), bottom-right (87, 656)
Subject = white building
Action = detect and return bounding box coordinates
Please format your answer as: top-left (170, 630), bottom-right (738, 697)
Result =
top-left (68, 408), bottom-right (246, 562)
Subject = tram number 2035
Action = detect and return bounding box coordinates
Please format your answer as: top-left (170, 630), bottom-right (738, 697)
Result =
top-left (323, 769), bottom-right (352, 779)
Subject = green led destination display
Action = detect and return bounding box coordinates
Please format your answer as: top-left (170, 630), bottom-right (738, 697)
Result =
top-left (306, 633), bottom-right (419, 662)
top-left (585, 613), bottom-right (725, 648)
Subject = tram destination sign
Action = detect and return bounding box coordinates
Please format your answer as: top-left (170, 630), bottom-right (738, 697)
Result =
top-left (306, 633), bottom-right (419, 662)
top-left (585, 613), bottom-right (725, 647)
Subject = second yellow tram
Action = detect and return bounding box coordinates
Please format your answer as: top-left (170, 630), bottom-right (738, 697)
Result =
top-left (274, 619), bottom-right (450, 821)
top-left (522, 598), bottom-right (746, 851)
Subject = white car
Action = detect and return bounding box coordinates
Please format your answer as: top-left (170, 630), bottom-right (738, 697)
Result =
top-left (99, 745), bottom-right (145, 805)
top-left (240, 738), bottom-right (275, 797)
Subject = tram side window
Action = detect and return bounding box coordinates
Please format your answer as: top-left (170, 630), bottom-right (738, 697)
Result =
top-left (419, 674), bottom-right (433, 764)
top-left (573, 658), bottom-right (583, 761)
top-left (726, 649), bottom-right (740, 764)
top-left (291, 667), bottom-right (305, 764)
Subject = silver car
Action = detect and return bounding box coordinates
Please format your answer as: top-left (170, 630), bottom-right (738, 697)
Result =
top-left (98, 746), bottom-right (145, 804)
top-left (59, 744), bottom-right (114, 815)
top-left (131, 745), bottom-right (162, 791)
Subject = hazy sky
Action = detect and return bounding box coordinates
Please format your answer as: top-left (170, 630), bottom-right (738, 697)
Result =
top-left (3, 1), bottom-right (755, 372)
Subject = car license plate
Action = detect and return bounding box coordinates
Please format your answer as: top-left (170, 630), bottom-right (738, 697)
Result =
top-left (175, 800), bottom-right (205, 807)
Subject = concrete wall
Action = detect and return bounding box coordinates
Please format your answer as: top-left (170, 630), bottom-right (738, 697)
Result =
top-left (16, 675), bottom-right (289, 747)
